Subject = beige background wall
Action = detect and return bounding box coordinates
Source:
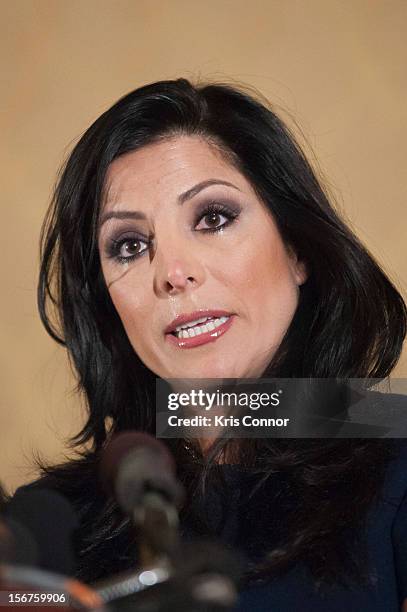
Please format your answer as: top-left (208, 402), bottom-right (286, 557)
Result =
top-left (1, 0), bottom-right (406, 494)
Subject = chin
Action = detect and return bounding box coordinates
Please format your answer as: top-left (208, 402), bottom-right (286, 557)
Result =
top-left (173, 361), bottom-right (244, 381)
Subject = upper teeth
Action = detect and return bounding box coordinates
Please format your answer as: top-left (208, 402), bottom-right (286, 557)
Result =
top-left (174, 316), bottom-right (229, 337)
top-left (175, 316), bottom-right (214, 331)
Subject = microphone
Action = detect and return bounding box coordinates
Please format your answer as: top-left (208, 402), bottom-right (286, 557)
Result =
top-left (0, 516), bottom-right (38, 567)
top-left (1, 487), bottom-right (105, 611)
top-left (99, 432), bottom-right (184, 562)
top-left (4, 488), bottom-right (78, 575)
top-left (96, 432), bottom-right (242, 610)
top-left (103, 541), bottom-right (242, 612)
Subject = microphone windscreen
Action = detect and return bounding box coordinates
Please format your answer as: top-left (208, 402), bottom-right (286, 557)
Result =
top-left (0, 517), bottom-right (38, 567)
top-left (5, 488), bottom-right (78, 576)
top-left (99, 432), bottom-right (176, 493)
top-left (99, 432), bottom-right (182, 515)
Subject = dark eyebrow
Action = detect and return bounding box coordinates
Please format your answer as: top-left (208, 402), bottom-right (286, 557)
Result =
top-left (99, 179), bottom-right (240, 229)
top-left (177, 179), bottom-right (240, 204)
top-left (99, 210), bottom-right (146, 228)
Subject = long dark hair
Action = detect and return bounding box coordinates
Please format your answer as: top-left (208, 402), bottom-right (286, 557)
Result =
top-left (37, 78), bottom-right (406, 587)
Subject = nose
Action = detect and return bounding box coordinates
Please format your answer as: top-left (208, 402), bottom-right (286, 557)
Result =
top-left (153, 243), bottom-right (205, 297)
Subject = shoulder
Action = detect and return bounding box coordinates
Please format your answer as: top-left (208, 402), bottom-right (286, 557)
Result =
top-left (384, 439), bottom-right (407, 604)
top-left (348, 390), bottom-right (407, 437)
top-left (366, 390), bottom-right (407, 411)
top-left (8, 456), bottom-right (106, 521)
top-left (380, 438), bottom-right (407, 505)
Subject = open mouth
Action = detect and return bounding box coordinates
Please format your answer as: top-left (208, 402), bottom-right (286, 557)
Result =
top-left (170, 315), bottom-right (230, 339)
top-left (166, 315), bottom-right (234, 349)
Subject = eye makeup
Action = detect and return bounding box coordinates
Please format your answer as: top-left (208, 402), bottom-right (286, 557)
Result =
top-left (102, 198), bottom-right (242, 265)
top-left (105, 232), bottom-right (150, 264)
top-left (193, 200), bottom-right (241, 233)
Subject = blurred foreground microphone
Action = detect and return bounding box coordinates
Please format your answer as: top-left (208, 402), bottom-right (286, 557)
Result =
top-left (5, 488), bottom-right (77, 574)
top-left (99, 432), bottom-right (184, 564)
top-left (1, 487), bottom-right (105, 611)
top-left (96, 433), bottom-right (241, 610)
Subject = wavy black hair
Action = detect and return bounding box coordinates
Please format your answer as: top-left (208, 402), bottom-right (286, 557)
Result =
top-left (37, 78), bottom-right (406, 587)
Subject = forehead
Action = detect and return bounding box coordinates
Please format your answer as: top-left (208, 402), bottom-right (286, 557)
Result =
top-left (101, 135), bottom-right (252, 210)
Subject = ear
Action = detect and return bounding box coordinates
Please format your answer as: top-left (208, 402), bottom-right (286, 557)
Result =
top-left (287, 245), bottom-right (308, 286)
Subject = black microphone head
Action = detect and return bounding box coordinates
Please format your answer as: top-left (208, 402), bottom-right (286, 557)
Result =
top-left (5, 488), bottom-right (78, 575)
top-left (99, 432), bottom-right (184, 516)
top-left (0, 517), bottom-right (38, 567)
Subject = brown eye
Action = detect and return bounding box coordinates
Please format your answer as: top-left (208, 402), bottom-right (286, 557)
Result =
top-left (108, 235), bottom-right (149, 264)
top-left (195, 211), bottom-right (229, 231)
top-left (119, 239), bottom-right (145, 258)
top-left (194, 201), bottom-right (240, 233)
top-left (205, 212), bottom-right (222, 227)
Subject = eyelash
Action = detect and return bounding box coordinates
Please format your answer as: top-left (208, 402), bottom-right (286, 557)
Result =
top-left (106, 202), bottom-right (240, 265)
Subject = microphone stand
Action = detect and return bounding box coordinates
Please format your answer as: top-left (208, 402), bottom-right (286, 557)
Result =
top-left (92, 492), bottom-right (239, 610)
top-left (95, 433), bottom-right (241, 610)
top-left (95, 492), bottom-right (177, 603)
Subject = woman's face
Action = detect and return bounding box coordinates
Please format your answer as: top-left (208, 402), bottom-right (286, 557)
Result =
top-left (98, 136), bottom-right (307, 380)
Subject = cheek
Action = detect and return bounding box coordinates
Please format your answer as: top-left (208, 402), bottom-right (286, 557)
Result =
top-left (108, 278), bottom-right (150, 342)
top-left (109, 282), bottom-right (162, 371)
top-left (235, 236), bottom-right (300, 327)
top-left (262, 271), bottom-right (300, 342)
top-left (230, 231), bottom-right (292, 289)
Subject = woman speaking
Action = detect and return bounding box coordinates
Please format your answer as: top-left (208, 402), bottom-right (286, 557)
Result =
top-left (13, 79), bottom-right (407, 610)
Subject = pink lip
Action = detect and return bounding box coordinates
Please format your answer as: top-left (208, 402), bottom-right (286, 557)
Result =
top-left (165, 313), bottom-right (235, 349)
top-left (164, 309), bottom-right (233, 334)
